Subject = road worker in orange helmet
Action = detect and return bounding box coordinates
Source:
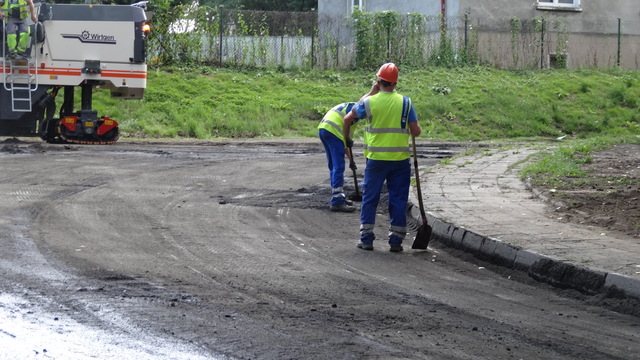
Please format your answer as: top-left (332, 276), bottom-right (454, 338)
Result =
top-left (343, 62), bottom-right (421, 252)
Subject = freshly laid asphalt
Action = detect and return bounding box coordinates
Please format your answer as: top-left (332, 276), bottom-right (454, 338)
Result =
top-left (410, 145), bottom-right (640, 299)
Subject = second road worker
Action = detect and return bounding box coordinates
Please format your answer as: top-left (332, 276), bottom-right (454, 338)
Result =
top-left (318, 83), bottom-right (380, 212)
top-left (318, 102), bottom-right (359, 212)
top-left (343, 63), bottom-right (421, 252)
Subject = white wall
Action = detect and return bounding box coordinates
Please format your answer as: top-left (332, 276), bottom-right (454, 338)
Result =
top-left (319, 0), bottom-right (461, 18)
top-left (459, 0), bottom-right (640, 35)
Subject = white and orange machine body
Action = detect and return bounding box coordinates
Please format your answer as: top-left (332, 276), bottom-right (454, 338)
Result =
top-left (0, 2), bottom-right (149, 144)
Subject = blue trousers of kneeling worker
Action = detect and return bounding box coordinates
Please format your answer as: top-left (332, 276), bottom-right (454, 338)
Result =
top-left (318, 129), bottom-right (348, 206)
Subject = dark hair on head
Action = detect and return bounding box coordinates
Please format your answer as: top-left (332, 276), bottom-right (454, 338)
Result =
top-left (378, 79), bottom-right (394, 87)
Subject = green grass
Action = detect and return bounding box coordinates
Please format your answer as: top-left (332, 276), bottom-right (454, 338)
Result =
top-left (93, 66), bottom-right (640, 142)
top-left (95, 67), bottom-right (380, 139)
top-left (91, 65), bottom-right (640, 182)
top-left (519, 137), bottom-right (639, 188)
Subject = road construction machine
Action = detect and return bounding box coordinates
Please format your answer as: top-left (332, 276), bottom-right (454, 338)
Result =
top-left (0, 1), bottom-right (149, 144)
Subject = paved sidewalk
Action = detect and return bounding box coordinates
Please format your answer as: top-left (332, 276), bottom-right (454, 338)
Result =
top-left (410, 145), bottom-right (640, 299)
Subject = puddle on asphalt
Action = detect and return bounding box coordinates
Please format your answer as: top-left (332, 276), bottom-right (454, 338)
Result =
top-left (0, 293), bottom-right (228, 360)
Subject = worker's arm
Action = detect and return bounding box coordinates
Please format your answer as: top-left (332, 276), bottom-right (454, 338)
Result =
top-left (345, 146), bottom-right (356, 170)
top-left (343, 109), bottom-right (357, 143)
top-left (359, 82), bottom-right (380, 102)
top-left (408, 104), bottom-right (421, 137)
top-left (409, 121), bottom-right (421, 137)
top-left (27, 0), bottom-right (36, 22)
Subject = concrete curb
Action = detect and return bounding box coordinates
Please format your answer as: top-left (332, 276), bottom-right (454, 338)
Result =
top-left (408, 204), bottom-right (640, 300)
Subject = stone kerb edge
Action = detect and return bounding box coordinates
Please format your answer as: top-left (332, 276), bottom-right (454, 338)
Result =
top-left (418, 208), bottom-right (640, 300)
top-left (605, 272), bottom-right (640, 299)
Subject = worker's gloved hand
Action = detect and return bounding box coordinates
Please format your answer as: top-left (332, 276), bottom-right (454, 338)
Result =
top-left (345, 138), bottom-right (354, 148)
top-left (349, 161), bottom-right (357, 171)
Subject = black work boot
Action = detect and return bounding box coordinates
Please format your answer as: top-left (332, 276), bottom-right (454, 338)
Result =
top-left (330, 203), bottom-right (356, 212)
top-left (356, 241), bottom-right (374, 250)
top-left (389, 244), bottom-right (403, 252)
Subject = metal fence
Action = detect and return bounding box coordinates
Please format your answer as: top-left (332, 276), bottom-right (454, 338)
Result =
top-left (468, 16), bottom-right (640, 70)
top-left (147, 7), bottom-right (640, 71)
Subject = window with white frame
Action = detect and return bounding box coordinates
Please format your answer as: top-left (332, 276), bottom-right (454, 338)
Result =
top-left (537, 0), bottom-right (581, 11)
top-left (351, 0), bottom-right (364, 11)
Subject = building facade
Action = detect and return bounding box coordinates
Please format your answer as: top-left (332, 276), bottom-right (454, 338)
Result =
top-left (317, 0), bottom-right (640, 69)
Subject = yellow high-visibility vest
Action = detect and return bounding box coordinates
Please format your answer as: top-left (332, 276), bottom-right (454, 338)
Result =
top-left (2, 0), bottom-right (29, 19)
top-left (318, 102), bottom-right (357, 144)
top-left (362, 92), bottom-right (411, 161)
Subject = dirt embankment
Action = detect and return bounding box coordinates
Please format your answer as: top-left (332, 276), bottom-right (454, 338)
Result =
top-left (531, 143), bottom-right (640, 239)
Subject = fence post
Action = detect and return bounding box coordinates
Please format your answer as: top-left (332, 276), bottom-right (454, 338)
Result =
top-left (336, 38), bottom-right (340, 69)
top-left (464, 13), bottom-right (468, 59)
top-left (310, 9), bottom-right (316, 69)
top-left (617, 18), bottom-right (622, 67)
top-left (540, 18), bottom-right (545, 69)
top-left (311, 31), bottom-right (315, 69)
top-left (387, 26), bottom-right (391, 60)
top-left (218, 6), bottom-right (224, 67)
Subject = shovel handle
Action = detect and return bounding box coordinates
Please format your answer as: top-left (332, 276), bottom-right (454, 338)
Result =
top-left (411, 136), bottom-right (427, 223)
top-left (347, 145), bottom-right (361, 197)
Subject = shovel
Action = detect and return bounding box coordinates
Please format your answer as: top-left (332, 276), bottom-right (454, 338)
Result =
top-left (410, 136), bottom-right (432, 250)
top-left (346, 145), bottom-right (362, 202)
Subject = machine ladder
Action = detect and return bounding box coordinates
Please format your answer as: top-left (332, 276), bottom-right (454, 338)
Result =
top-left (1, 13), bottom-right (40, 113)
top-left (3, 55), bottom-right (37, 112)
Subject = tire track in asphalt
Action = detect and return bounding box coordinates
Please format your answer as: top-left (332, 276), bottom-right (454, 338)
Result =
top-left (2, 140), bottom-right (639, 359)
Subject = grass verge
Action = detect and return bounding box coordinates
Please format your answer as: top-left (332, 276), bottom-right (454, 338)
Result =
top-left (92, 65), bottom-right (640, 182)
top-left (520, 136), bottom-right (640, 188)
top-left (93, 66), bottom-right (640, 144)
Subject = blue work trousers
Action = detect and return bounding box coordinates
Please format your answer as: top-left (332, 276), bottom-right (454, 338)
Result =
top-left (360, 158), bottom-right (410, 246)
top-left (318, 129), bottom-right (347, 206)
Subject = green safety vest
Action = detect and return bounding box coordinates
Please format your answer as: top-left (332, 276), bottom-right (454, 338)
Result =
top-left (317, 102), bottom-right (357, 144)
top-left (2, 0), bottom-right (28, 19)
top-left (362, 92), bottom-right (411, 161)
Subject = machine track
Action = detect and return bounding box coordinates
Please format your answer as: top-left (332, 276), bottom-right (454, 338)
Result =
top-left (55, 118), bottom-right (120, 145)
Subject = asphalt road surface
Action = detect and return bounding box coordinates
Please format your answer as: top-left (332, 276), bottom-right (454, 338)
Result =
top-left (1, 139), bottom-right (638, 360)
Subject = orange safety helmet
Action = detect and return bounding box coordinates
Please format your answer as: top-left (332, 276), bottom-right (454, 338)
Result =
top-left (376, 63), bottom-right (399, 83)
